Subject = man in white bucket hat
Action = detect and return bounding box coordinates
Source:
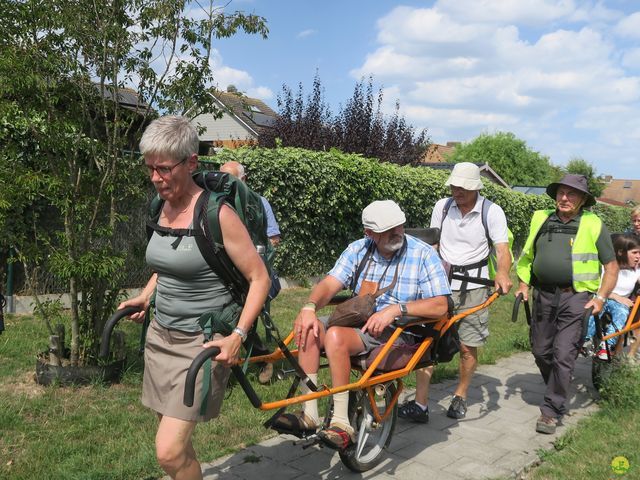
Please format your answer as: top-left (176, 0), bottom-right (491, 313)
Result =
top-left (271, 200), bottom-right (451, 449)
top-left (399, 162), bottom-right (513, 423)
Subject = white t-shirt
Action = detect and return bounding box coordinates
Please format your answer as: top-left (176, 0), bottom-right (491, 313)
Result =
top-left (430, 194), bottom-right (509, 290)
top-left (611, 267), bottom-right (640, 297)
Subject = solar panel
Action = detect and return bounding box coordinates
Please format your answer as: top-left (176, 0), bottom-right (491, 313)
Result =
top-left (242, 111), bottom-right (276, 128)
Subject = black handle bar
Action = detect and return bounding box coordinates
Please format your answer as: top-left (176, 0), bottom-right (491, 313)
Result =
top-left (581, 307), bottom-right (594, 344)
top-left (99, 306), bottom-right (143, 359)
top-left (511, 293), bottom-right (531, 324)
top-left (183, 346), bottom-right (263, 409)
top-left (184, 347), bottom-right (220, 407)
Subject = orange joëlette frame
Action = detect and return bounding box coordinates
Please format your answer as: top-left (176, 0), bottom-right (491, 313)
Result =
top-left (601, 295), bottom-right (640, 343)
top-left (242, 291), bottom-right (501, 413)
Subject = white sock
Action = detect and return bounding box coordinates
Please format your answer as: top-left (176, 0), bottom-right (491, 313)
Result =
top-left (301, 373), bottom-right (319, 424)
top-left (415, 401), bottom-right (428, 411)
top-left (331, 391), bottom-right (351, 428)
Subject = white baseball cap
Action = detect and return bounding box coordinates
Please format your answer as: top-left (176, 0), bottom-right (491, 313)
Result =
top-left (445, 162), bottom-right (484, 191)
top-left (362, 200), bottom-right (406, 233)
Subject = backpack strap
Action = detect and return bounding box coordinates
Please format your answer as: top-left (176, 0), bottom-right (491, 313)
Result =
top-left (193, 190), bottom-right (249, 306)
top-left (146, 196), bottom-right (164, 242)
top-left (349, 240), bottom-right (376, 295)
top-left (441, 196), bottom-right (491, 292)
top-left (440, 197), bottom-right (455, 230)
top-left (480, 198), bottom-right (493, 248)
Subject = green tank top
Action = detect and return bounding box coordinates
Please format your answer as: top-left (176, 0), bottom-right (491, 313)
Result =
top-left (146, 231), bottom-right (232, 332)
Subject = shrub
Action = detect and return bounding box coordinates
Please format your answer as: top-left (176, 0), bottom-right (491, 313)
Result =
top-left (203, 147), bottom-right (631, 279)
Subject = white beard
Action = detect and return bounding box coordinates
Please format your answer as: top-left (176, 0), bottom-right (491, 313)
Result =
top-left (387, 237), bottom-right (404, 252)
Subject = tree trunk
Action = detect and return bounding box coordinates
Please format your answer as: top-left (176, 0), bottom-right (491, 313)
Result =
top-left (69, 276), bottom-right (80, 366)
top-left (49, 335), bottom-right (62, 366)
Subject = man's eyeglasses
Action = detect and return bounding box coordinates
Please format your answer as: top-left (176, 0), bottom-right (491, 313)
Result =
top-left (143, 157), bottom-right (187, 178)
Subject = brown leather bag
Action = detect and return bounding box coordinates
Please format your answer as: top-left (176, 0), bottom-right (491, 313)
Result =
top-left (327, 294), bottom-right (377, 329)
top-left (327, 259), bottom-right (400, 329)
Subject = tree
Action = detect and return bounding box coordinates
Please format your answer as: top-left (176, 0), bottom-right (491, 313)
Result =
top-left (565, 157), bottom-right (605, 198)
top-left (261, 75), bottom-right (429, 165)
top-left (448, 132), bottom-right (560, 186)
top-left (0, 0), bottom-right (267, 365)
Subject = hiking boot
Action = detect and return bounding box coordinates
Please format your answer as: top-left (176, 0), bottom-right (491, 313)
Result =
top-left (258, 362), bottom-right (274, 384)
top-left (317, 421), bottom-right (355, 450)
top-left (535, 415), bottom-right (557, 434)
top-left (270, 410), bottom-right (319, 437)
top-left (398, 400), bottom-right (429, 423)
top-left (446, 395), bottom-right (467, 419)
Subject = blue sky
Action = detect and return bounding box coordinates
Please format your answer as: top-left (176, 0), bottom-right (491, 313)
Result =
top-left (209, 0), bottom-right (640, 180)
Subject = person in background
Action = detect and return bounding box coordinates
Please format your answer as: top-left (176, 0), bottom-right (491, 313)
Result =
top-left (585, 233), bottom-right (640, 359)
top-left (515, 174), bottom-right (618, 434)
top-left (630, 205), bottom-right (640, 237)
top-left (220, 161), bottom-right (281, 246)
top-left (119, 116), bottom-right (270, 480)
top-left (220, 160), bottom-right (281, 384)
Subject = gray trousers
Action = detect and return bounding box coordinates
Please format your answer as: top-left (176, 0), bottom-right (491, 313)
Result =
top-left (530, 288), bottom-right (591, 418)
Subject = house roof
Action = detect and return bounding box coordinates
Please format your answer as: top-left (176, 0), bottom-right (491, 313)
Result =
top-left (98, 85), bottom-right (151, 113)
top-left (597, 179), bottom-right (640, 206)
top-left (597, 197), bottom-right (629, 207)
top-left (422, 142), bottom-right (460, 163)
top-left (418, 162), bottom-right (510, 188)
top-left (213, 91), bottom-right (277, 134)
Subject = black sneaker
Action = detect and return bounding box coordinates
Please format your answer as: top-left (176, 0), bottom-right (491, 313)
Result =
top-left (446, 395), bottom-right (467, 419)
top-left (398, 400), bottom-right (429, 423)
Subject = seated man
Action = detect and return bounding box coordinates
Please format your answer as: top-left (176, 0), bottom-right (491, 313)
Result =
top-left (273, 200), bottom-right (451, 449)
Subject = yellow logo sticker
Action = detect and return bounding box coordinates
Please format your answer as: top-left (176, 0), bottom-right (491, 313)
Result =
top-left (611, 456), bottom-right (630, 475)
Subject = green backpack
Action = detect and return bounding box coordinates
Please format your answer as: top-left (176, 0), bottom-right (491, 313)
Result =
top-left (146, 170), bottom-right (275, 336)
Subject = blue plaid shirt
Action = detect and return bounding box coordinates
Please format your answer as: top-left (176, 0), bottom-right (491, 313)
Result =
top-left (328, 235), bottom-right (451, 311)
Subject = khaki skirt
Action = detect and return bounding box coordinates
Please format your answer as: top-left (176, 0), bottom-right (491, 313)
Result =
top-left (142, 318), bottom-right (231, 422)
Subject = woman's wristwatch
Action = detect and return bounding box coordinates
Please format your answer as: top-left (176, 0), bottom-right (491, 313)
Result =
top-left (232, 326), bottom-right (248, 342)
top-left (594, 294), bottom-right (607, 303)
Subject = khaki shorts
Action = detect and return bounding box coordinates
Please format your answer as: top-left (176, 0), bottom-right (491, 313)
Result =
top-left (318, 315), bottom-right (418, 354)
top-left (453, 287), bottom-right (490, 348)
top-left (141, 319), bottom-right (231, 422)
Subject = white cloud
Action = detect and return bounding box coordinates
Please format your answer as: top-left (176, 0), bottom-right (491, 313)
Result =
top-left (615, 11), bottom-right (640, 38)
top-left (208, 50), bottom-right (273, 100)
top-left (622, 47), bottom-right (640, 69)
top-left (435, 0), bottom-right (576, 26)
top-left (247, 86), bottom-right (274, 101)
top-left (351, 3), bottom-right (640, 178)
top-left (297, 29), bottom-right (317, 38)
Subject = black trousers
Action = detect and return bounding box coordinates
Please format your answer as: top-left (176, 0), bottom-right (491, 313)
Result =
top-left (530, 288), bottom-right (591, 418)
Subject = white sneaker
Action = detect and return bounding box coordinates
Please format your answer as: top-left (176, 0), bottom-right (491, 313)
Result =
top-left (596, 342), bottom-right (609, 360)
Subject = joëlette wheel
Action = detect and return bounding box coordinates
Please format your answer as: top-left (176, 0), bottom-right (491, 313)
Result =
top-left (339, 382), bottom-right (397, 472)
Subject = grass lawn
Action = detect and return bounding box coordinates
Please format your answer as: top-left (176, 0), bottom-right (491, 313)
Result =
top-left (0, 287), bottom-right (539, 479)
top-left (517, 363), bottom-right (640, 480)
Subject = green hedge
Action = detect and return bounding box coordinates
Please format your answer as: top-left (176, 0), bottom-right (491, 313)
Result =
top-left (202, 147), bottom-right (631, 279)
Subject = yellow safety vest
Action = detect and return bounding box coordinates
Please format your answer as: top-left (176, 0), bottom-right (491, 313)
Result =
top-left (516, 209), bottom-right (602, 293)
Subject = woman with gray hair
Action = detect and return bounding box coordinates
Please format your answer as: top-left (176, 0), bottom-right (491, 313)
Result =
top-left (119, 116), bottom-right (270, 479)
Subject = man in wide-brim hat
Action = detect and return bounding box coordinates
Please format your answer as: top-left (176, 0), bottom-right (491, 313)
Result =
top-left (516, 174), bottom-right (618, 435)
